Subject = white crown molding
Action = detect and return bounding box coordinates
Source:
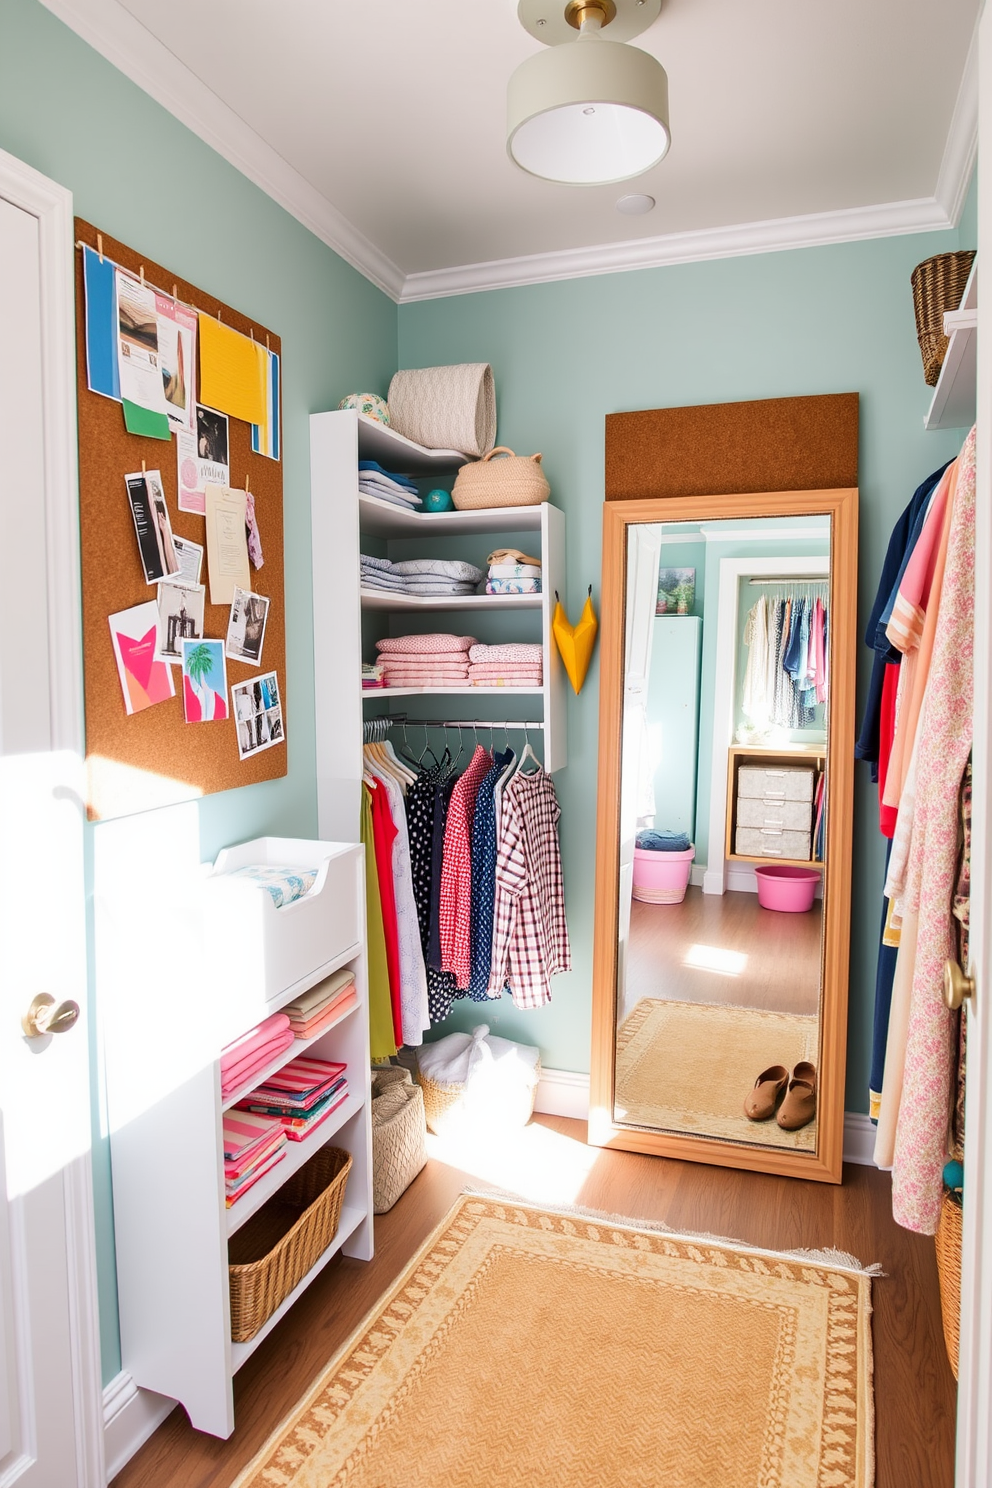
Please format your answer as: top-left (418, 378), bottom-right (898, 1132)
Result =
top-left (399, 195), bottom-right (955, 302)
top-left (37, 0), bottom-right (406, 301)
top-left (38, 0), bottom-right (974, 307)
top-left (935, 13), bottom-right (980, 228)
top-left (536, 1068), bottom-right (877, 1167)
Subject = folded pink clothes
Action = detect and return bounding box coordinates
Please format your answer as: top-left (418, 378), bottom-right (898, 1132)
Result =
top-left (380, 663), bottom-right (472, 675)
top-left (385, 674), bottom-right (470, 688)
top-left (470, 677), bottom-right (543, 687)
top-left (376, 634), bottom-right (476, 655)
top-left (221, 1030), bottom-right (295, 1098)
top-left (221, 1012), bottom-right (292, 1075)
top-left (290, 988), bottom-right (359, 1039)
top-left (469, 643), bottom-right (543, 664)
top-left (468, 662), bottom-right (543, 676)
top-left (225, 1147), bottom-right (286, 1207)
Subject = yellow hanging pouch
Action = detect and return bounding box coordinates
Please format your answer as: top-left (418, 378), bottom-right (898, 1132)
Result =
top-left (552, 586), bottom-right (599, 695)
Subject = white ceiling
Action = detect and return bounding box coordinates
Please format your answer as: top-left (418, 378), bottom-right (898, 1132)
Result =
top-left (47, 0), bottom-right (980, 299)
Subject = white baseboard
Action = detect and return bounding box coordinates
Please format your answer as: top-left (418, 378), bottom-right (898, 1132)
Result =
top-left (103, 1371), bottom-right (174, 1482)
top-left (536, 1068), bottom-right (876, 1167)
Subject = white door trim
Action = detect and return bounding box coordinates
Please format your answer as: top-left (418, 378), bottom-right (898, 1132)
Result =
top-left (955, 7), bottom-right (991, 1481)
top-left (704, 555), bottom-right (829, 894)
top-left (0, 146), bottom-right (104, 1487)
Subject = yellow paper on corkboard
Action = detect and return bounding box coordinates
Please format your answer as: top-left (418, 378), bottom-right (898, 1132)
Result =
top-left (198, 314), bottom-right (266, 425)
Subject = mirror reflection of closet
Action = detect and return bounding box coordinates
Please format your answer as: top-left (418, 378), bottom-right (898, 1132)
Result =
top-left (591, 489), bottom-right (857, 1183)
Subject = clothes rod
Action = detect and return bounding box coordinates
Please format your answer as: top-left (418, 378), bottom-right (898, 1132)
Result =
top-left (387, 718), bottom-right (545, 730)
top-left (748, 577), bottom-right (829, 585)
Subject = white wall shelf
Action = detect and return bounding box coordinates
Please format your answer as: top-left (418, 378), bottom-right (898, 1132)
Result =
top-left (311, 408), bottom-right (567, 843)
top-left (359, 492), bottom-right (544, 537)
top-left (360, 588), bottom-right (542, 612)
top-left (925, 257), bottom-right (978, 431)
top-left (106, 840), bottom-right (372, 1441)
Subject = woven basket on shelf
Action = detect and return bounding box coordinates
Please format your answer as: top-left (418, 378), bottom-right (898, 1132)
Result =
top-left (371, 1066), bottom-right (427, 1213)
top-left (451, 447), bottom-right (550, 510)
top-left (911, 251), bottom-right (976, 386)
top-left (228, 1146), bottom-right (352, 1343)
top-left (934, 1190), bottom-right (963, 1379)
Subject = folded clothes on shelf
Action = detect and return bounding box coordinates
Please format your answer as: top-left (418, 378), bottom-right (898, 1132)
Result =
top-left (285, 968), bottom-right (358, 1039)
top-left (238, 1056), bottom-right (349, 1141)
top-left (220, 1013), bottom-right (294, 1100)
top-left (223, 1109), bottom-right (287, 1208)
top-left (486, 577), bottom-right (542, 595)
top-left (469, 643), bottom-right (543, 665)
top-left (485, 546), bottom-right (542, 596)
top-left (358, 461), bottom-right (422, 509)
top-left (362, 662), bottom-right (385, 690)
top-left (487, 548), bottom-right (541, 568)
top-left (376, 634), bottom-right (476, 654)
top-left (360, 555), bottom-right (482, 597)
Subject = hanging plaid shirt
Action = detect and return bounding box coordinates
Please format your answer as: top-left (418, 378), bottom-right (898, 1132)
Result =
top-left (488, 767), bottom-right (570, 1009)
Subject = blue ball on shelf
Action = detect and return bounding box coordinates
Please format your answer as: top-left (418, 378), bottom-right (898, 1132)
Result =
top-left (424, 488), bottom-right (453, 513)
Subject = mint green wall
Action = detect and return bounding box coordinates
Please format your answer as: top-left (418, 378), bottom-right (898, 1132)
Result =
top-left (1, 0), bottom-right (397, 1382)
top-left (399, 205), bottom-right (976, 1112)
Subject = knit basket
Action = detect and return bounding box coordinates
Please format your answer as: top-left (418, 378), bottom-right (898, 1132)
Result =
top-left (934, 1190), bottom-right (963, 1379)
top-left (451, 448), bottom-right (550, 511)
top-left (228, 1146), bottom-right (351, 1343)
top-left (416, 1026), bottom-right (541, 1136)
top-left (911, 251), bottom-right (976, 386)
top-left (371, 1066), bottom-right (427, 1213)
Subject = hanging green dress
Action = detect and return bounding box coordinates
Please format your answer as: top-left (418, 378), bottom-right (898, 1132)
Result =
top-left (362, 783), bottom-right (398, 1062)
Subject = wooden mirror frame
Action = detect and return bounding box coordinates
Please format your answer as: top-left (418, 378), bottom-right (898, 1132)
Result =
top-left (589, 488), bottom-right (858, 1183)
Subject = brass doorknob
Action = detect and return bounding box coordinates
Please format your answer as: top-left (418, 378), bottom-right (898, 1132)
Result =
top-left (22, 993), bottom-right (80, 1038)
top-left (943, 960), bottom-right (975, 1012)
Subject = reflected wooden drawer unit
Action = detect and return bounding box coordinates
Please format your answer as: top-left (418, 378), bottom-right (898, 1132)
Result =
top-left (726, 746), bottom-right (825, 868)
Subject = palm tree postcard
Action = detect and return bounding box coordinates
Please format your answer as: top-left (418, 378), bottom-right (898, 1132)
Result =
top-left (181, 638), bottom-right (228, 723)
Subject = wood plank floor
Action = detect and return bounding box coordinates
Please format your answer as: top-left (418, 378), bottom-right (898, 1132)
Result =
top-left (624, 886), bottom-right (823, 1018)
top-left (112, 1117), bottom-right (957, 1488)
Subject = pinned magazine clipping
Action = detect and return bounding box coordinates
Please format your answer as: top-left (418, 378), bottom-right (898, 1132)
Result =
top-left (552, 586), bottom-right (599, 695)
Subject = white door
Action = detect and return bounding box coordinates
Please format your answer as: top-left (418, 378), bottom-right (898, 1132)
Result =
top-left (0, 154), bottom-right (103, 1487)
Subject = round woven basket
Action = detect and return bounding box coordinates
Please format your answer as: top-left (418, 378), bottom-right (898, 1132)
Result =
top-left (911, 251), bottom-right (976, 386)
top-left (451, 447), bottom-right (550, 511)
top-left (934, 1190), bottom-right (962, 1379)
top-left (416, 1061), bottom-right (541, 1136)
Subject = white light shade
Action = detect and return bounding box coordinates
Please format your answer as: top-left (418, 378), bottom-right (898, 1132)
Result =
top-left (508, 36), bottom-right (670, 185)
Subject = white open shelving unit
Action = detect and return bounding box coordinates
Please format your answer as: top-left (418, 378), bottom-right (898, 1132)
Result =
top-left (106, 840), bottom-right (372, 1440)
top-left (310, 409), bottom-right (567, 844)
top-left (925, 257), bottom-right (978, 431)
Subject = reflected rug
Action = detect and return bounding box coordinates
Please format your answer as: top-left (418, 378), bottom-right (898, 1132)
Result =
top-left (234, 1194), bottom-right (874, 1488)
top-left (615, 999), bottom-right (819, 1150)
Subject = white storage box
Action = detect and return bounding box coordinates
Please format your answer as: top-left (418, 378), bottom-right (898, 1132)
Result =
top-left (202, 838), bottom-right (362, 1021)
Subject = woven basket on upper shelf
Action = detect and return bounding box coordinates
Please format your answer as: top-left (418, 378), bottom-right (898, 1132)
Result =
top-left (934, 1190), bottom-right (963, 1379)
top-left (911, 251), bottom-right (976, 386)
top-left (451, 447), bottom-right (550, 510)
top-left (228, 1145), bottom-right (352, 1343)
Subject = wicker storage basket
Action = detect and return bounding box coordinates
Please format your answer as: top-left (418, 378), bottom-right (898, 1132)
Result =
top-left (935, 1190), bottom-right (963, 1379)
top-left (416, 1027), bottom-right (541, 1137)
top-left (371, 1066), bottom-right (427, 1213)
top-left (911, 251), bottom-right (976, 386)
top-left (451, 447), bottom-right (550, 511)
top-left (228, 1145), bottom-right (351, 1343)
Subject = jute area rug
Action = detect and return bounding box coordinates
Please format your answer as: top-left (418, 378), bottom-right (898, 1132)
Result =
top-left (615, 998), bottom-right (819, 1151)
top-left (234, 1194), bottom-right (874, 1488)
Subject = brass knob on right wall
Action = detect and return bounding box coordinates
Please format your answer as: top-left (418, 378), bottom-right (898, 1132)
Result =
top-left (943, 959), bottom-right (975, 1012)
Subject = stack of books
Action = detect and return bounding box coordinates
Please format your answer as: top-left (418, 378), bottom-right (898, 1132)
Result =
top-left (238, 1057), bottom-right (348, 1142)
top-left (222, 1110), bottom-right (287, 1208)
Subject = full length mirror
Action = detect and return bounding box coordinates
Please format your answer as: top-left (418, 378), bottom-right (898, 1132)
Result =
top-left (591, 490), bottom-right (857, 1182)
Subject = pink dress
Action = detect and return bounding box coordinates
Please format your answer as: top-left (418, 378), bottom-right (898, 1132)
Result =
top-left (891, 427), bottom-right (975, 1234)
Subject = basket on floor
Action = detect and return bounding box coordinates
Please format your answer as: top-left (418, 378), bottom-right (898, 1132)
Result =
top-left (371, 1066), bottom-right (427, 1213)
top-left (934, 1189), bottom-right (962, 1379)
top-left (228, 1146), bottom-right (352, 1343)
top-left (911, 251), bottom-right (976, 386)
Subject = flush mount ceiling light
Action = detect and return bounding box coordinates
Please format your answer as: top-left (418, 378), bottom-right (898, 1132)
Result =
top-left (508, 0), bottom-right (670, 186)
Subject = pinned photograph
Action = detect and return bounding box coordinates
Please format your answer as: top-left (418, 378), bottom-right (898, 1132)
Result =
top-left (116, 271), bottom-right (168, 417)
top-left (156, 580), bottom-right (205, 664)
top-left (172, 535), bottom-right (203, 585)
top-left (231, 670), bottom-right (284, 760)
top-left (181, 638), bottom-right (228, 723)
top-left (125, 468), bottom-right (179, 584)
top-left (226, 587), bottom-right (269, 667)
top-left (157, 296), bottom-right (197, 432)
top-left (177, 404), bottom-right (229, 514)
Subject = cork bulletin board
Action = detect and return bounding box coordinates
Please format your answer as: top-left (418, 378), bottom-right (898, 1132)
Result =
top-left (605, 393), bottom-right (859, 500)
top-left (74, 219), bottom-right (286, 820)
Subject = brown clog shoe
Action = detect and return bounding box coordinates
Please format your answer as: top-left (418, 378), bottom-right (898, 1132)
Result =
top-left (743, 1065), bottom-right (789, 1121)
top-left (777, 1062), bottom-right (817, 1130)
